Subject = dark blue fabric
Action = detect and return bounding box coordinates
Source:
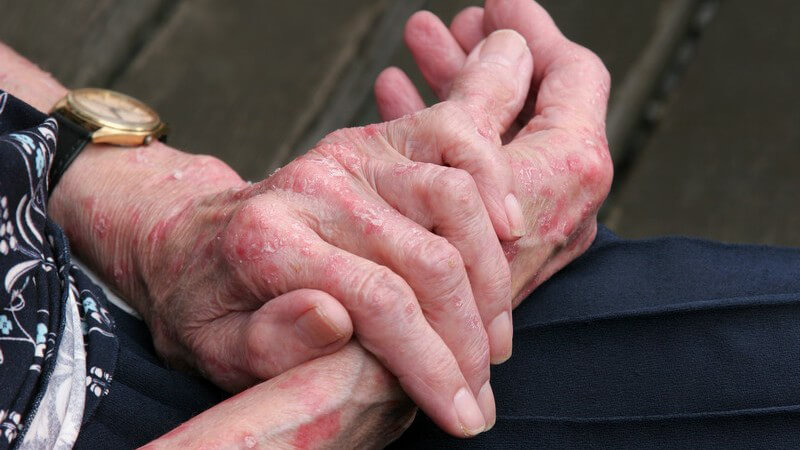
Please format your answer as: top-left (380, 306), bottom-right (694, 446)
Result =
top-left (74, 300), bottom-right (226, 449)
top-left (392, 226), bottom-right (800, 449)
top-left (0, 91), bottom-right (118, 449)
top-left (74, 225), bottom-right (800, 449)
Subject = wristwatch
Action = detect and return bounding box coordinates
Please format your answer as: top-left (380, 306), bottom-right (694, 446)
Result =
top-left (48, 88), bottom-right (168, 193)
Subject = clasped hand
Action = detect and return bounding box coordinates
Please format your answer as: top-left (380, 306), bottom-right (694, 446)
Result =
top-left (127, 0), bottom-right (613, 441)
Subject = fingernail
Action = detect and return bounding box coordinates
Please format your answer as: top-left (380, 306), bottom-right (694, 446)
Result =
top-left (504, 193), bottom-right (526, 238)
top-left (294, 307), bottom-right (345, 348)
top-left (453, 387), bottom-right (486, 436)
top-left (480, 29), bottom-right (528, 67)
top-left (488, 311), bottom-right (513, 364)
top-left (477, 381), bottom-right (497, 431)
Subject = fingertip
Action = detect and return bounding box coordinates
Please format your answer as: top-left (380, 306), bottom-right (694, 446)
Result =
top-left (404, 9), bottom-right (466, 99)
top-left (477, 381), bottom-right (497, 431)
top-left (504, 193), bottom-right (526, 239)
top-left (404, 10), bottom-right (440, 43)
top-left (488, 310), bottom-right (513, 364)
top-left (450, 6), bottom-right (485, 51)
top-left (473, 167), bottom-right (526, 241)
top-left (375, 67), bottom-right (425, 121)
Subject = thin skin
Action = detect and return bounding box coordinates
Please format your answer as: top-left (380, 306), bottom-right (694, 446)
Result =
top-left (375, 0), bottom-right (614, 304)
top-left (0, 0), bottom-right (613, 444)
top-left (31, 33), bottom-right (547, 436)
top-left (146, 1), bottom-right (614, 443)
top-left (141, 344), bottom-right (416, 449)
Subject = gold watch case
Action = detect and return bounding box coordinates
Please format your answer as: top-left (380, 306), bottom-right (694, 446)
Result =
top-left (50, 88), bottom-right (167, 146)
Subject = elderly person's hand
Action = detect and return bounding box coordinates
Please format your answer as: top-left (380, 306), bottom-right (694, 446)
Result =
top-left (46, 29), bottom-right (538, 437)
top-left (143, 343), bottom-right (415, 449)
top-left (375, 0), bottom-right (614, 302)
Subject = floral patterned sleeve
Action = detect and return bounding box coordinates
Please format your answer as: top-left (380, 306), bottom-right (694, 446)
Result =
top-left (0, 90), bottom-right (118, 449)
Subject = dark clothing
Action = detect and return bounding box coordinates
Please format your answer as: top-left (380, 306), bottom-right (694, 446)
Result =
top-left (0, 91), bottom-right (116, 449)
top-left (2, 90), bottom-right (799, 449)
top-left (80, 226), bottom-right (800, 449)
top-left (393, 226), bottom-right (800, 449)
top-left (73, 300), bottom-right (225, 448)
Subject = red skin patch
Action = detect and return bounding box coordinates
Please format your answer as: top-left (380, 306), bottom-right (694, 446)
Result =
top-left (566, 154), bottom-right (583, 174)
top-left (93, 213), bottom-right (109, 239)
top-left (81, 196), bottom-right (95, 212)
top-left (363, 124), bottom-right (380, 137)
top-left (112, 260), bottom-right (129, 284)
top-left (145, 200), bottom-right (193, 245)
top-left (501, 240), bottom-right (520, 262)
top-left (291, 411), bottom-right (341, 450)
top-left (276, 369), bottom-right (317, 390)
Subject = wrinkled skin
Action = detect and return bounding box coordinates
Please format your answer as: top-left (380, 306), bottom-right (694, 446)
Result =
top-left (146, 0), bottom-right (615, 445)
top-left (49, 29), bottom-right (549, 437)
top-left (142, 344), bottom-right (416, 449)
top-left (1, 0), bottom-right (614, 445)
top-left (375, 0), bottom-right (614, 303)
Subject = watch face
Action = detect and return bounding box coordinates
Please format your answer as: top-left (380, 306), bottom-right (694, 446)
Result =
top-left (67, 88), bottom-right (161, 131)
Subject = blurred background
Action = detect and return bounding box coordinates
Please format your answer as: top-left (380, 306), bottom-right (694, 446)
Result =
top-left (2, 0), bottom-right (798, 246)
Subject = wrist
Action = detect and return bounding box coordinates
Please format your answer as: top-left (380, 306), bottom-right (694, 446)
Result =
top-left (49, 141), bottom-right (246, 317)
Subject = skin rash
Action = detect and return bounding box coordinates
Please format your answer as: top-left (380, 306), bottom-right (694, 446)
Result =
top-left (0, 0), bottom-right (614, 444)
top-left (141, 344), bottom-right (413, 449)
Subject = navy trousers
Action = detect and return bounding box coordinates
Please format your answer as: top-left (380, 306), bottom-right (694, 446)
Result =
top-left (77, 226), bottom-right (800, 449)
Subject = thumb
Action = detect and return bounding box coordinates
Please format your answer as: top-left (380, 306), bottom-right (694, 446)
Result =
top-left (244, 289), bottom-right (353, 379)
top-left (200, 289), bottom-right (354, 392)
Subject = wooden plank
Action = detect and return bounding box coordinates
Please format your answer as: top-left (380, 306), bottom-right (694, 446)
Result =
top-left (345, 0), bottom-right (696, 160)
top-left (606, 0), bottom-right (800, 245)
top-left (0, 0), bottom-right (170, 86)
top-left (112, 0), bottom-right (389, 181)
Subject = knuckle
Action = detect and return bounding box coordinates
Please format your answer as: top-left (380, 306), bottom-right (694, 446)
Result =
top-left (276, 153), bottom-right (350, 196)
top-left (410, 236), bottom-right (464, 283)
top-left (222, 198), bottom-right (283, 266)
top-left (431, 167), bottom-right (478, 204)
top-left (573, 45), bottom-right (610, 85)
top-left (578, 139), bottom-right (613, 197)
top-left (318, 128), bottom-right (350, 146)
top-left (357, 266), bottom-right (413, 317)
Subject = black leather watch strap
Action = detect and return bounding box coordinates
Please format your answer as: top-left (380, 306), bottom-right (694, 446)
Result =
top-left (49, 111), bottom-right (92, 195)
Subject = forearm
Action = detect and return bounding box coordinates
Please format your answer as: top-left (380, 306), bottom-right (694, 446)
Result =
top-left (0, 41), bottom-right (245, 316)
top-left (143, 343), bottom-right (414, 449)
top-left (49, 143), bottom-right (245, 315)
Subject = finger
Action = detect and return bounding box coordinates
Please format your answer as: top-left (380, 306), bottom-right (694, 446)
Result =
top-left (483, 0), bottom-right (611, 135)
top-left (447, 29), bottom-right (534, 136)
top-left (404, 10), bottom-right (466, 99)
top-left (302, 181), bottom-right (494, 406)
top-left (242, 289), bottom-right (353, 379)
top-left (222, 199), bottom-right (489, 437)
top-left (192, 289), bottom-right (352, 392)
top-left (450, 6), bottom-right (485, 52)
top-left (374, 67), bottom-right (425, 121)
top-left (369, 160), bottom-right (513, 365)
top-left (387, 101), bottom-right (527, 241)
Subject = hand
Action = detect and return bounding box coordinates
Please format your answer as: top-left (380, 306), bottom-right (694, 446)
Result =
top-left (142, 343), bottom-right (415, 449)
top-left (375, 0), bottom-right (614, 302)
top-left (48, 29), bottom-right (540, 436)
